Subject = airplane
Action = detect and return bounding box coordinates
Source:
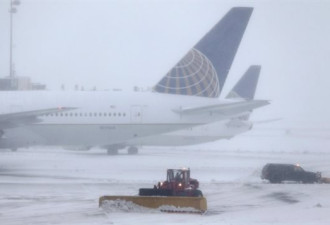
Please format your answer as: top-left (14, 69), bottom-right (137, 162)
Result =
top-left (0, 7), bottom-right (269, 154)
top-left (62, 65), bottom-right (262, 154)
top-left (63, 65), bottom-right (263, 154)
top-left (119, 65), bottom-right (262, 152)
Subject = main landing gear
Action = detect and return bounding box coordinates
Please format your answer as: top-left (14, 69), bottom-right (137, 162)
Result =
top-left (127, 146), bottom-right (138, 155)
top-left (105, 145), bottom-right (139, 155)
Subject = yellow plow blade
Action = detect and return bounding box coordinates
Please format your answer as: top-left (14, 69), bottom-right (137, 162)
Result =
top-left (99, 196), bottom-right (207, 213)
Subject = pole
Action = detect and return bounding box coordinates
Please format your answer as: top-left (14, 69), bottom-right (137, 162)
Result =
top-left (9, 0), bottom-right (21, 90)
top-left (9, 0), bottom-right (13, 78)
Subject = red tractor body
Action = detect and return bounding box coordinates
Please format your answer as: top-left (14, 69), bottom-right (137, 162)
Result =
top-left (139, 168), bottom-right (203, 197)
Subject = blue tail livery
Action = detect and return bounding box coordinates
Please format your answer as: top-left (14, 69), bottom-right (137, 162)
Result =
top-left (154, 7), bottom-right (253, 98)
top-left (226, 65), bottom-right (261, 100)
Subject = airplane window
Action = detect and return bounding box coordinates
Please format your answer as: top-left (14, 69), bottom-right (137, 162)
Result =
top-left (113, 113), bottom-right (116, 116)
top-left (109, 113), bottom-right (111, 117)
top-left (99, 113), bottom-right (102, 117)
top-left (80, 113), bottom-right (83, 117)
top-left (89, 113), bottom-right (92, 117)
top-left (123, 113), bottom-right (126, 117)
top-left (104, 113), bottom-right (107, 116)
top-left (94, 113), bottom-right (97, 117)
top-left (118, 113), bottom-right (121, 117)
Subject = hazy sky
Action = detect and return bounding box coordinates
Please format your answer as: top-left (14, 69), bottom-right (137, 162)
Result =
top-left (0, 0), bottom-right (329, 127)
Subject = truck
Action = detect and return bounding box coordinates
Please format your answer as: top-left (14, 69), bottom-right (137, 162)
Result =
top-left (261, 163), bottom-right (321, 183)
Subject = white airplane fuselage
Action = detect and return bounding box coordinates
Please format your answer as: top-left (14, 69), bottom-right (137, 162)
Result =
top-left (125, 117), bottom-right (253, 147)
top-left (0, 90), bottom-right (250, 148)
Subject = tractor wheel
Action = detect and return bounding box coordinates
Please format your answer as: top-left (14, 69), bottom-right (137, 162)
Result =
top-left (139, 188), bottom-right (156, 196)
top-left (139, 188), bottom-right (173, 196)
top-left (193, 190), bottom-right (203, 197)
top-left (175, 190), bottom-right (203, 197)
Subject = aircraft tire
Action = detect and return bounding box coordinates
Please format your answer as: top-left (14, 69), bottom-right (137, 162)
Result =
top-left (127, 146), bottom-right (138, 155)
top-left (107, 149), bottom-right (118, 155)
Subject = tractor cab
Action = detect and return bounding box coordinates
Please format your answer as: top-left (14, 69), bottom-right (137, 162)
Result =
top-left (167, 168), bottom-right (190, 185)
top-left (160, 168), bottom-right (199, 192)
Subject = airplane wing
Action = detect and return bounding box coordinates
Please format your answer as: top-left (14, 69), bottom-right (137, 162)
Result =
top-left (173, 100), bottom-right (269, 116)
top-left (0, 107), bottom-right (76, 129)
top-left (252, 118), bottom-right (282, 124)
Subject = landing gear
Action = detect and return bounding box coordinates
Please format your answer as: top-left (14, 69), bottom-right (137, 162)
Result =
top-left (107, 148), bottom-right (119, 155)
top-left (104, 145), bottom-right (139, 155)
top-left (105, 144), bottom-right (125, 155)
top-left (127, 146), bottom-right (138, 155)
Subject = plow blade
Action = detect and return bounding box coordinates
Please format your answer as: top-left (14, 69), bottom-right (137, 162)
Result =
top-left (99, 195), bottom-right (207, 213)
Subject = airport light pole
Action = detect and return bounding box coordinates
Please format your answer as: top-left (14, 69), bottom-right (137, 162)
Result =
top-left (9, 0), bottom-right (21, 78)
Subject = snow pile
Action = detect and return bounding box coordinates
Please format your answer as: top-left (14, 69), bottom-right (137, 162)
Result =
top-left (101, 199), bottom-right (157, 213)
top-left (101, 200), bottom-right (202, 214)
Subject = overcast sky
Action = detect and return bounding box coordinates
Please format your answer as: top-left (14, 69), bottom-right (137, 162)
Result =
top-left (0, 0), bottom-right (329, 127)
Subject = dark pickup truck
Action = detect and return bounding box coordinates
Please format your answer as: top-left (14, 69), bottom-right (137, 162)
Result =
top-left (261, 163), bottom-right (321, 184)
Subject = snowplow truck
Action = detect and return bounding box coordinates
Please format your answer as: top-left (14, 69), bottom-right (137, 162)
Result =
top-left (139, 168), bottom-right (203, 197)
top-left (99, 168), bottom-right (207, 213)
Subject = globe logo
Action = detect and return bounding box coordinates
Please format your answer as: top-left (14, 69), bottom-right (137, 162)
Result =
top-left (154, 48), bottom-right (220, 98)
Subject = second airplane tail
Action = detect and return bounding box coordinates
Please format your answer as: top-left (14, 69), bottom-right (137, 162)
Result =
top-left (226, 65), bottom-right (261, 100)
top-left (225, 65), bottom-right (261, 122)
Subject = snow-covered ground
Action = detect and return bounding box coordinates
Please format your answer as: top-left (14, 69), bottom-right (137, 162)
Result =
top-left (1, 127), bottom-right (330, 225)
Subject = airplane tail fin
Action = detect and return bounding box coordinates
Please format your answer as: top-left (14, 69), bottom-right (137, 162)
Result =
top-left (226, 65), bottom-right (261, 100)
top-left (226, 65), bottom-right (261, 121)
top-left (154, 7), bottom-right (253, 98)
